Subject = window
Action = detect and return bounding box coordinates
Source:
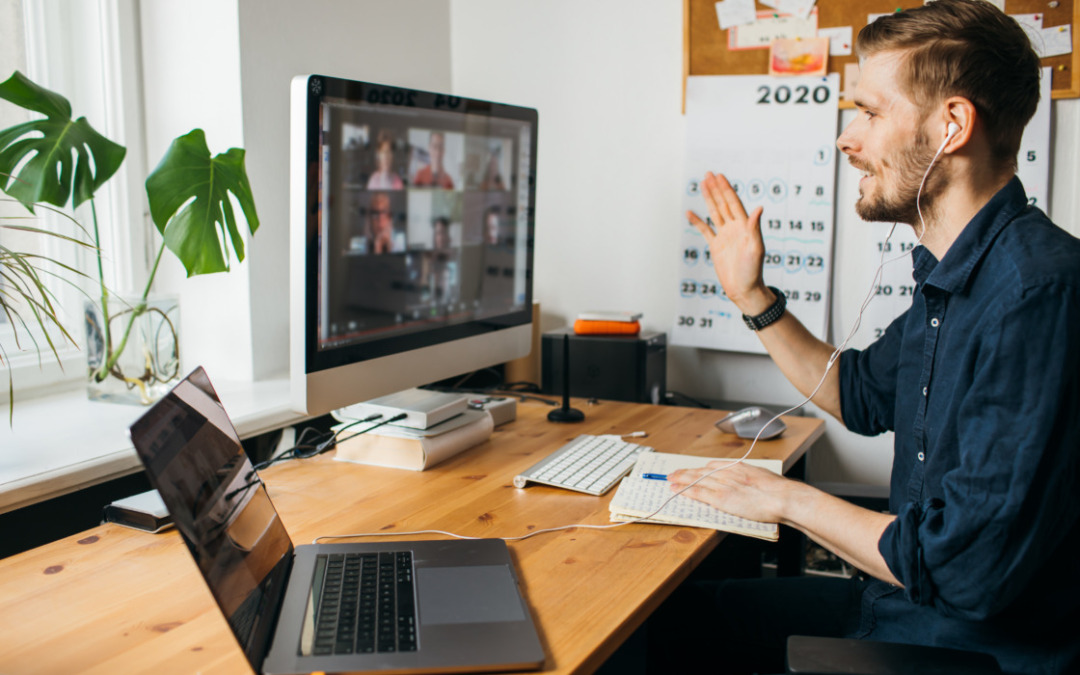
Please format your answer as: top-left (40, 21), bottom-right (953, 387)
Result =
top-left (1, 0), bottom-right (149, 399)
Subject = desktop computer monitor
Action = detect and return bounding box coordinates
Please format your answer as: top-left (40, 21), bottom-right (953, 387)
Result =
top-left (290, 74), bottom-right (537, 416)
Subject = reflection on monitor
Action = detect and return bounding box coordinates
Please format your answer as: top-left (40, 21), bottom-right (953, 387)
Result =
top-left (290, 75), bottom-right (537, 416)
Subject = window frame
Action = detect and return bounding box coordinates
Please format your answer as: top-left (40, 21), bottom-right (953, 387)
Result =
top-left (1, 0), bottom-right (151, 400)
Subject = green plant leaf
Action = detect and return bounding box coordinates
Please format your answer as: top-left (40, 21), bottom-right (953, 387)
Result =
top-left (145, 129), bottom-right (260, 277)
top-left (0, 71), bottom-right (126, 211)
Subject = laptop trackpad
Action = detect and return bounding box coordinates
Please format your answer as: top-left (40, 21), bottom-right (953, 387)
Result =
top-left (416, 565), bottom-right (526, 625)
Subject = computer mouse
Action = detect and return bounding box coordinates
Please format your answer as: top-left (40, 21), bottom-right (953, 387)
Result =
top-left (715, 406), bottom-right (786, 440)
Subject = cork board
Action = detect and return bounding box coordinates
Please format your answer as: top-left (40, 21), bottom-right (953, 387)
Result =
top-left (683, 0), bottom-right (1080, 108)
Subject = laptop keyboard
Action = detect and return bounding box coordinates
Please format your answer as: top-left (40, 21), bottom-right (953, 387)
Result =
top-left (314, 551), bottom-right (417, 655)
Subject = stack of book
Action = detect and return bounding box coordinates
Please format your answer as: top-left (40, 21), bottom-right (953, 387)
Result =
top-left (331, 389), bottom-right (493, 471)
top-left (573, 310), bottom-right (642, 336)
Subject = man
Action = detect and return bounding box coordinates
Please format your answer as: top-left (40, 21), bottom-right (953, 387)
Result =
top-left (657, 1), bottom-right (1080, 673)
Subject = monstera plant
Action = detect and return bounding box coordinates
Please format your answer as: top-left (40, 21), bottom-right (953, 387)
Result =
top-left (0, 70), bottom-right (259, 407)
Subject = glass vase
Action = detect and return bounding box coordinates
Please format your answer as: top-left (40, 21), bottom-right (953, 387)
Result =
top-left (85, 294), bottom-right (181, 405)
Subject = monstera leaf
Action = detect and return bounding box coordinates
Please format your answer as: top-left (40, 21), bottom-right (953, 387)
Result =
top-left (0, 71), bottom-right (126, 211)
top-left (145, 129), bottom-right (260, 277)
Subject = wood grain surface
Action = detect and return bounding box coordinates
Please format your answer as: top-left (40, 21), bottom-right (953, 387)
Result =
top-left (0, 399), bottom-right (823, 675)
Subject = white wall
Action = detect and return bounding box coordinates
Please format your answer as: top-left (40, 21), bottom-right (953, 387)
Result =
top-left (139, 0), bottom-right (453, 381)
top-left (236, 0), bottom-right (453, 379)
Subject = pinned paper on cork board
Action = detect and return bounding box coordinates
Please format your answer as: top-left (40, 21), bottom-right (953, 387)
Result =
top-left (684, 0), bottom-right (1080, 110)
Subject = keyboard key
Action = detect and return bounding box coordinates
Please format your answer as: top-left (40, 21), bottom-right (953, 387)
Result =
top-left (311, 549), bottom-right (417, 656)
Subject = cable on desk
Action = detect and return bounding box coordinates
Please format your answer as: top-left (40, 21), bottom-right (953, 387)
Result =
top-left (253, 413), bottom-right (407, 471)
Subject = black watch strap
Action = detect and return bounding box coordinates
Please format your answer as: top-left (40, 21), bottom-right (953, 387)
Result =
top-left (742, 286), bottom-right (786, 331)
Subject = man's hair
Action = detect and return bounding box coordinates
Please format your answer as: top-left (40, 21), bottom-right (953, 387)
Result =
top-left (856, 0), bottom-right (1040, 168)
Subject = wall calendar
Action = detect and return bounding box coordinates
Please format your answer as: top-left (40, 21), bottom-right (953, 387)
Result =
top-left (675, 74), bottom-right (840, 354)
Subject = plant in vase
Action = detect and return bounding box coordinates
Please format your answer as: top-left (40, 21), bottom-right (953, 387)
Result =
top-left (0, 70), bottom-right (259, 406)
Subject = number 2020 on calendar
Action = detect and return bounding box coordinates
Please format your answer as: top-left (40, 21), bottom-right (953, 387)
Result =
top-left (675, 74), bottom-right (839, 355)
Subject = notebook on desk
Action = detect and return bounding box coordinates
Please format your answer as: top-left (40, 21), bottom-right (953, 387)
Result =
top-left (608, 452), bottom-right (783, 542)
top-left (128, 366), bottom-right (543, 675)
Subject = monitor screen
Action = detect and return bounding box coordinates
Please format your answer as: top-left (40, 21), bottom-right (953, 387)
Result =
top-left (290, 75), bottom-right (537, 416)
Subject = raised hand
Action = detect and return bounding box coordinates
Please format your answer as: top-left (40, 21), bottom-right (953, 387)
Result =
top-left (687, 172), bottom-right (773, 315)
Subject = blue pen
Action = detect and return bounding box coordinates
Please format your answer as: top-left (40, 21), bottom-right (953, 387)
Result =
top-left (642, 473), bottom-right (668, 481)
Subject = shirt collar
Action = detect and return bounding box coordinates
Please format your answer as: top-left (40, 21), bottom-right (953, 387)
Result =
top-left (914, 176), bottom-right (1028, 293)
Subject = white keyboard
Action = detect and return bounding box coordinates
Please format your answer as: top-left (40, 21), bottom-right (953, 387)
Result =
top-left (513, 434), bottom-right (653, 496)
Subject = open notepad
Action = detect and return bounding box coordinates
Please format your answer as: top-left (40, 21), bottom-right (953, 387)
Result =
top-left (608, 452), bottom-right (783, 542)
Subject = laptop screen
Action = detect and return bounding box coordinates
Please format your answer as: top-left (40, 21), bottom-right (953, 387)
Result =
top-left (129, 367), bottom-right (294, 671)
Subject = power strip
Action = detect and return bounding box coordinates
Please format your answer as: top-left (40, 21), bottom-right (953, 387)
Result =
top-left (467, 395), bottom-right (517, 426)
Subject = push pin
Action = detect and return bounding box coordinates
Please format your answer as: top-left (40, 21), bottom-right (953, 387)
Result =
top-left (1048, 1), bottom-right (1059, 8)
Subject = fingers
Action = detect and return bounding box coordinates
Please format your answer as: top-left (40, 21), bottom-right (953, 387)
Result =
top-left (668, 461), bottom-right (748, 488)
top-left (667, 468), bottom-right (735, 512)
top-left (704, 172), bottom-right (755, 223)
top-left (668, 466), bottom-right (723, 487)
top-left (687, 210), bottom-right (714, 239)
top-left (702, 172), bottom-right (736, 224)
top-left (748, 205), bottom-right (764, 228)
top-left (711, 173), bottom-right (744, 222)
top-left (694, 171), bottom-right (765, 243)
top-left (673, 484), bottom-right (723, 510)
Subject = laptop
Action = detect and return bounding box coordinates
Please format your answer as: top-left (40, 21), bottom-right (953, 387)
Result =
top-left (128, 366), bottom-right (544, 674)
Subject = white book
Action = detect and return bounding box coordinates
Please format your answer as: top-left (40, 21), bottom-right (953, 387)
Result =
top-left (103, 489), bottom-right (174, 533)
top-left (576, 310), bottom-right (643, 323)
top-left (609, 452), bottom-right (782, 541)
top-left (333, 410), bottom-right (494, 471)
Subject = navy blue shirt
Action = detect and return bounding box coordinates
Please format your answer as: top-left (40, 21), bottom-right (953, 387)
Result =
top-left (839, 177), bottom-right (1080, 674)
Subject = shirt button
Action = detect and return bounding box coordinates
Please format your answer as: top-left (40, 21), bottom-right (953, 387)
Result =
top-left (918, 452), bottom-right (925, 462)
top-left (922, 386), bottom-right (928, 396)
top-left (930, 318), bottom-right (940, 327)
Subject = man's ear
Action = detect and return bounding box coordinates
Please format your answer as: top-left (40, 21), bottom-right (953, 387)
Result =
top-left (941, 97), bottom-right (976, 153)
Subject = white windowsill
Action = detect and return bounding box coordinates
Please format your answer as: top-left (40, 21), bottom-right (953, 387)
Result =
top-left (0, 375), bottom-right (306, 515)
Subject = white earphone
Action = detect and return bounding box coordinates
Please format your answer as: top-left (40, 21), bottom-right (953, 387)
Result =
top-left (941, 122), bottom-right (960, 148)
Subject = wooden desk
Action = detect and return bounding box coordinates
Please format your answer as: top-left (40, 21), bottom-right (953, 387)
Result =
top-left (0, 399), bottom-right (823, 674)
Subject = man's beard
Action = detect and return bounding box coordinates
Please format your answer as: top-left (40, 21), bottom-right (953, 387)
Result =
top-left (854, 132), bottom-right (944, 225)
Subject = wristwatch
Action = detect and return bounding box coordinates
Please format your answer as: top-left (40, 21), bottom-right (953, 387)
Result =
top-left (742, 286), bottom-right (786, 331)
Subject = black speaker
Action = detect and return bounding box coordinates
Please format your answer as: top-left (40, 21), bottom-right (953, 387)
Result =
top-left (541, 328), bottom-right (666, 404)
